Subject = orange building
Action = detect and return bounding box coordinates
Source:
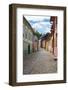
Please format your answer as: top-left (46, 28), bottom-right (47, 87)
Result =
top-left (50, 16), bottom-right (57, 58)
top-left (40, 16), bottom-right (57, 59)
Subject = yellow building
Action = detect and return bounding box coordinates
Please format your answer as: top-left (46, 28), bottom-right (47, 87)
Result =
top-left (40, 16), bottom-right (57, 58)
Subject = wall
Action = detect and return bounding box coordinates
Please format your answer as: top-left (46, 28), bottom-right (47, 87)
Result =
top-left (23, 18), bottom-right (33, 55)
top-left (0, 0), bottom-right (68, 90)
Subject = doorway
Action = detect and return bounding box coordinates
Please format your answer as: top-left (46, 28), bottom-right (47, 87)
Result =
top-left (28, 44), bottom-right (30, 54)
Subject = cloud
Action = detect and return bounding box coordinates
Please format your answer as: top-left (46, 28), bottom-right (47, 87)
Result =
top-left (37, 28), bottom-right (51, 34)
top-left (24, 15), bottom-right (50, 22)
top-left (32, 23), bottom-right (51, 34)
top-left (24, 15), bottom-right (52, 34)
top-left (31, 21), bottom-right (52, 34)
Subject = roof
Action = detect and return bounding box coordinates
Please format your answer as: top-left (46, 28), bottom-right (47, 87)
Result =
top-left (23, 16), bottom-right (35, 34)
top-left (40, 33), bottom-right (52, 41)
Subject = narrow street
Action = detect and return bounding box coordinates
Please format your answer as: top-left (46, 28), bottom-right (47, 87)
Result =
top-left (23, 48), bottom-right (57, 74)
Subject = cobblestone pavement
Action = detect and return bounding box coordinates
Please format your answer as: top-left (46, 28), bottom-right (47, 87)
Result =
top-left (23, 48), bottom-right (57, 74)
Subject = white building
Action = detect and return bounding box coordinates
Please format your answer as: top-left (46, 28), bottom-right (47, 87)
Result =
top-left (23, 16), bottom-right (34, 56)
top-left (23, 16), bottom-right (38, 56)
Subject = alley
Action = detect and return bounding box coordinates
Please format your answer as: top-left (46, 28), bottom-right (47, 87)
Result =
top-left (23, 48), bottom-right (57, 74)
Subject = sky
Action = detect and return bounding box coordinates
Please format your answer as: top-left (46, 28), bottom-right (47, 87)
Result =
top-left (24, 15), bottom-right (52, 34)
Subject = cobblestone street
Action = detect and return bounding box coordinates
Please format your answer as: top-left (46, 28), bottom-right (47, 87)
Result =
top-left (23, 48), bottom-right (57, 74)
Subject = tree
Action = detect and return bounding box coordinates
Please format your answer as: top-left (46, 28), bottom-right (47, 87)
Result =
top-left (34, 31), bottom-right (42, 39)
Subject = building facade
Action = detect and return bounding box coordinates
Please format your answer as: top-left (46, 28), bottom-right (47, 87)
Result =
top-left (32, 35), bottom-right (39, 52)
top-left (23, 16), bottom-right (38, 56)
top-left (40, 16), bottom-right (57, 58)
top-left (40, 33), bottom-right (52, 51)
top-left (50, 16), bottom-right (57, 58)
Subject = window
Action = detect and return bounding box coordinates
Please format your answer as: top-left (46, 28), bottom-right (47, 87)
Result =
top-left (25, 31), bottom-right (27, 39)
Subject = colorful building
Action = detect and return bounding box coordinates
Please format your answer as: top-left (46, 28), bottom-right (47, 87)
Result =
top-left (50, 16), bottom-right (57, 58)
top-left (40, 33), bottom-right (52, 51)
top-left (40, 16), bottom-right (57, 58)
top-left (32, 35), bottom-right (39, 52)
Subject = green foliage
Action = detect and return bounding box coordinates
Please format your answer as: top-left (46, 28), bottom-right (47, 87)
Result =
top-left (34, 31), bottom-right (42, 39)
